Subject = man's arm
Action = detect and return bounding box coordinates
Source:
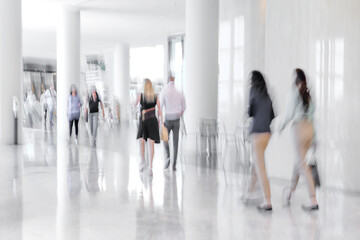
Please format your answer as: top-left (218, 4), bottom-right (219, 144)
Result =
top-left (180, 94), bottom-right (186, 116)
top-left (157, 97), bottom-right (163, 125)
top-left (160, 90), bottom-right (165, 113)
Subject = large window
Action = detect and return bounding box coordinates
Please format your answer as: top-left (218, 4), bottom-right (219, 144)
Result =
top-left (218, 16), bottom-right (245, 131)
top-left (130, 45), bottom-right (164, 91)
top-left (168, 35), bottom-right (185, 91)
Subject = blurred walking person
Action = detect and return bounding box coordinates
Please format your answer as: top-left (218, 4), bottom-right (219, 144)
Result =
top-left (26, 90), bottom-right (37, 128)
top-left (280, 68), bottom-right (319, 211)
top-left (244, 71), bottom-right (275, 211)
top-left (67, 85), bottom-right (82, 145)
top-left (160, 75), bottom-right (186, 171)
top-left (40, 89), bottom-right (48, 129)
top-left (88, 87), bottom-right (105, 147)
top-left (135, 79), bottom-right (163, 176)
top-left (45, 85), bottom-right (57, 127)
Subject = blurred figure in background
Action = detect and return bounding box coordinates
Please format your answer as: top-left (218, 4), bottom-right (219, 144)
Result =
top-left (40, 89), bottom-right (48, 129)
top-left (82, 93), bottom-right (89, 123)
top-left (67, 84), bottom-right (82, 145)
top-left (135, 79), bottom-right (163, 176)
top-left (45, 85), bottom-right (57, 127)
top-left (280, 68), bottom-right (319, 211)
top-left (26, 90), bottom-right (37, 128)
top-left (88, 87), bottom-right (105, 147)
top-left (160, 75), bottom-right (186, 171)
top-left (244, 71), bottom-right (275, 211)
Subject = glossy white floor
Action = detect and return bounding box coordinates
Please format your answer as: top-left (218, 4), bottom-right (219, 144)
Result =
top-left (0, 122), bottom-right (359, 240)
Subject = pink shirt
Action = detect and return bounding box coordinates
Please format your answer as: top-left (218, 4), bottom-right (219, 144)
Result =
top-left (160, 82), bottom-right (186, 120)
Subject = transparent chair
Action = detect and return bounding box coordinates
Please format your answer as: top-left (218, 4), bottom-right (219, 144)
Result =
top-left (195, 118), bottom-right (229, 184)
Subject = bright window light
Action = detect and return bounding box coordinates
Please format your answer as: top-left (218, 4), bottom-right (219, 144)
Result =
top-left (130, 45), bottom-right (164, 85)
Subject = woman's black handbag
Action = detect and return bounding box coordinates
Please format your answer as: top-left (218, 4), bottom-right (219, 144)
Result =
top-left (308, 145), bottom-right (321, 188)
top-left (309, 162), bottom-right (321, 187)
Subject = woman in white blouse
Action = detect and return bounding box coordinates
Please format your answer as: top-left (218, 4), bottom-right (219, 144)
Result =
top-left (280, 68), bottom-right (319, 211)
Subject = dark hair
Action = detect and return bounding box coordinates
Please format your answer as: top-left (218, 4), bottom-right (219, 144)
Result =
top-left (70, 84), bottom-right (77, 95)
top-left (294, 68), bottom-right (311, 112)
top-left (250, 70), bottom-right (268, 95)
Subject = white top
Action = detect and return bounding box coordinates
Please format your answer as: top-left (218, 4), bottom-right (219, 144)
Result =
top-left (281, 85), bottom-right (315, 129)
top-left (45, 89), bottom-right (57, 110)
top-left (27, 92), bottom-right (36, 104)
top-left (160, 82), bottom-right (186, 121)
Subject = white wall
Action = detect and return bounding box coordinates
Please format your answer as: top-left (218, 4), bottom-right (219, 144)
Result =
top-left (308, 0), bottom-right (360, 192)
top-left (218, 0), bottom-right (266, 132)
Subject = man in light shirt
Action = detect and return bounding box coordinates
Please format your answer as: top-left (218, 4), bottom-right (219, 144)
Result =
top-left (160, 75), bottom-right (186, 171)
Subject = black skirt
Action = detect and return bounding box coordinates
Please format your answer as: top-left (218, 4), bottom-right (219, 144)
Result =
top-left (136, 117), bottom-right (160, 143)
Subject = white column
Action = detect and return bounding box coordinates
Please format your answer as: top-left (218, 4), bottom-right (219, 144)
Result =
top-left (113, 44), bottom-right (130, 122)
top-left (57, 5), bottom-right (80, 144)
top-left (184, 0), bottom-right (219, 133)
top-left (0, 0), bottom-right (23, 144)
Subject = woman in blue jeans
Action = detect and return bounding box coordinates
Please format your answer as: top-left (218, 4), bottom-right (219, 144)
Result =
top-left (67, 85), bottom-right (82, 145)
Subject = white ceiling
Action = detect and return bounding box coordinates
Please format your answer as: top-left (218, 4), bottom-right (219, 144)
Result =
top-left (22, 0), bottom-right (185, 60)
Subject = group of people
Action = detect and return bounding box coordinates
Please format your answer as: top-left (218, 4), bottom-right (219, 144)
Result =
top-left (135, 69), bottom-right (319, 213)
top-left (243, 68), bottom-right (319, 212)
top-left (135, 76), bottom-right (186, 177)
top-left (24, 85), bottom-right (56, 129)
top-left (64, 68), bottom-right (318, 213)
top-left (67, 85), bottom-right (105, 147)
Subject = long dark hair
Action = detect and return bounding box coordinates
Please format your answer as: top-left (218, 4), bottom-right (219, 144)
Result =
top-left (250, 70), bottom-right (268, 95)
top-left (295, 68), bottom-right (311, 112)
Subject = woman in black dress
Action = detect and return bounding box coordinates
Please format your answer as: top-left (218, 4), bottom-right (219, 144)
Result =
top-left (135, 79), bottom-right (163, 176)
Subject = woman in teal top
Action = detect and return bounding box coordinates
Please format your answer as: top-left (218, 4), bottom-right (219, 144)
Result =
top-left (280, 68), bottom-right (319, 211)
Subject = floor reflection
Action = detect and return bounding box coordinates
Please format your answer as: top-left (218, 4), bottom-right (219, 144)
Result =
top-left (136, 173), bottom-right (184, 239)
top-left (23, 129), bottom-right (56, 167)
top-left (0, 127), bottom-right (359, 239)
top-left (0, 147), bottom-right (23, 240)
top-left (67, 146), bottom-right (81, 196)
top-left (57, 145), bottom-right (81, 240)
top-left (85, 149), bottom-right (100, 193)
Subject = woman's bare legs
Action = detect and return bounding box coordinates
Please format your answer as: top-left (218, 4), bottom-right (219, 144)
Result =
top-left (290, 121), bottom-right (318, 206)
top-left (139, 138), bottom-right (145, 171)
top-left (252, 133), bottom-right (272, 207)
top-left (148, 139), bottom-right (155, 176)
top-left (248, 165), bottom-right (258, 193)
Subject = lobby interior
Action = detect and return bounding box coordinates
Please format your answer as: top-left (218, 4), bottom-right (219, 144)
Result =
top-left (1, 0), bottom-right (360, 239)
